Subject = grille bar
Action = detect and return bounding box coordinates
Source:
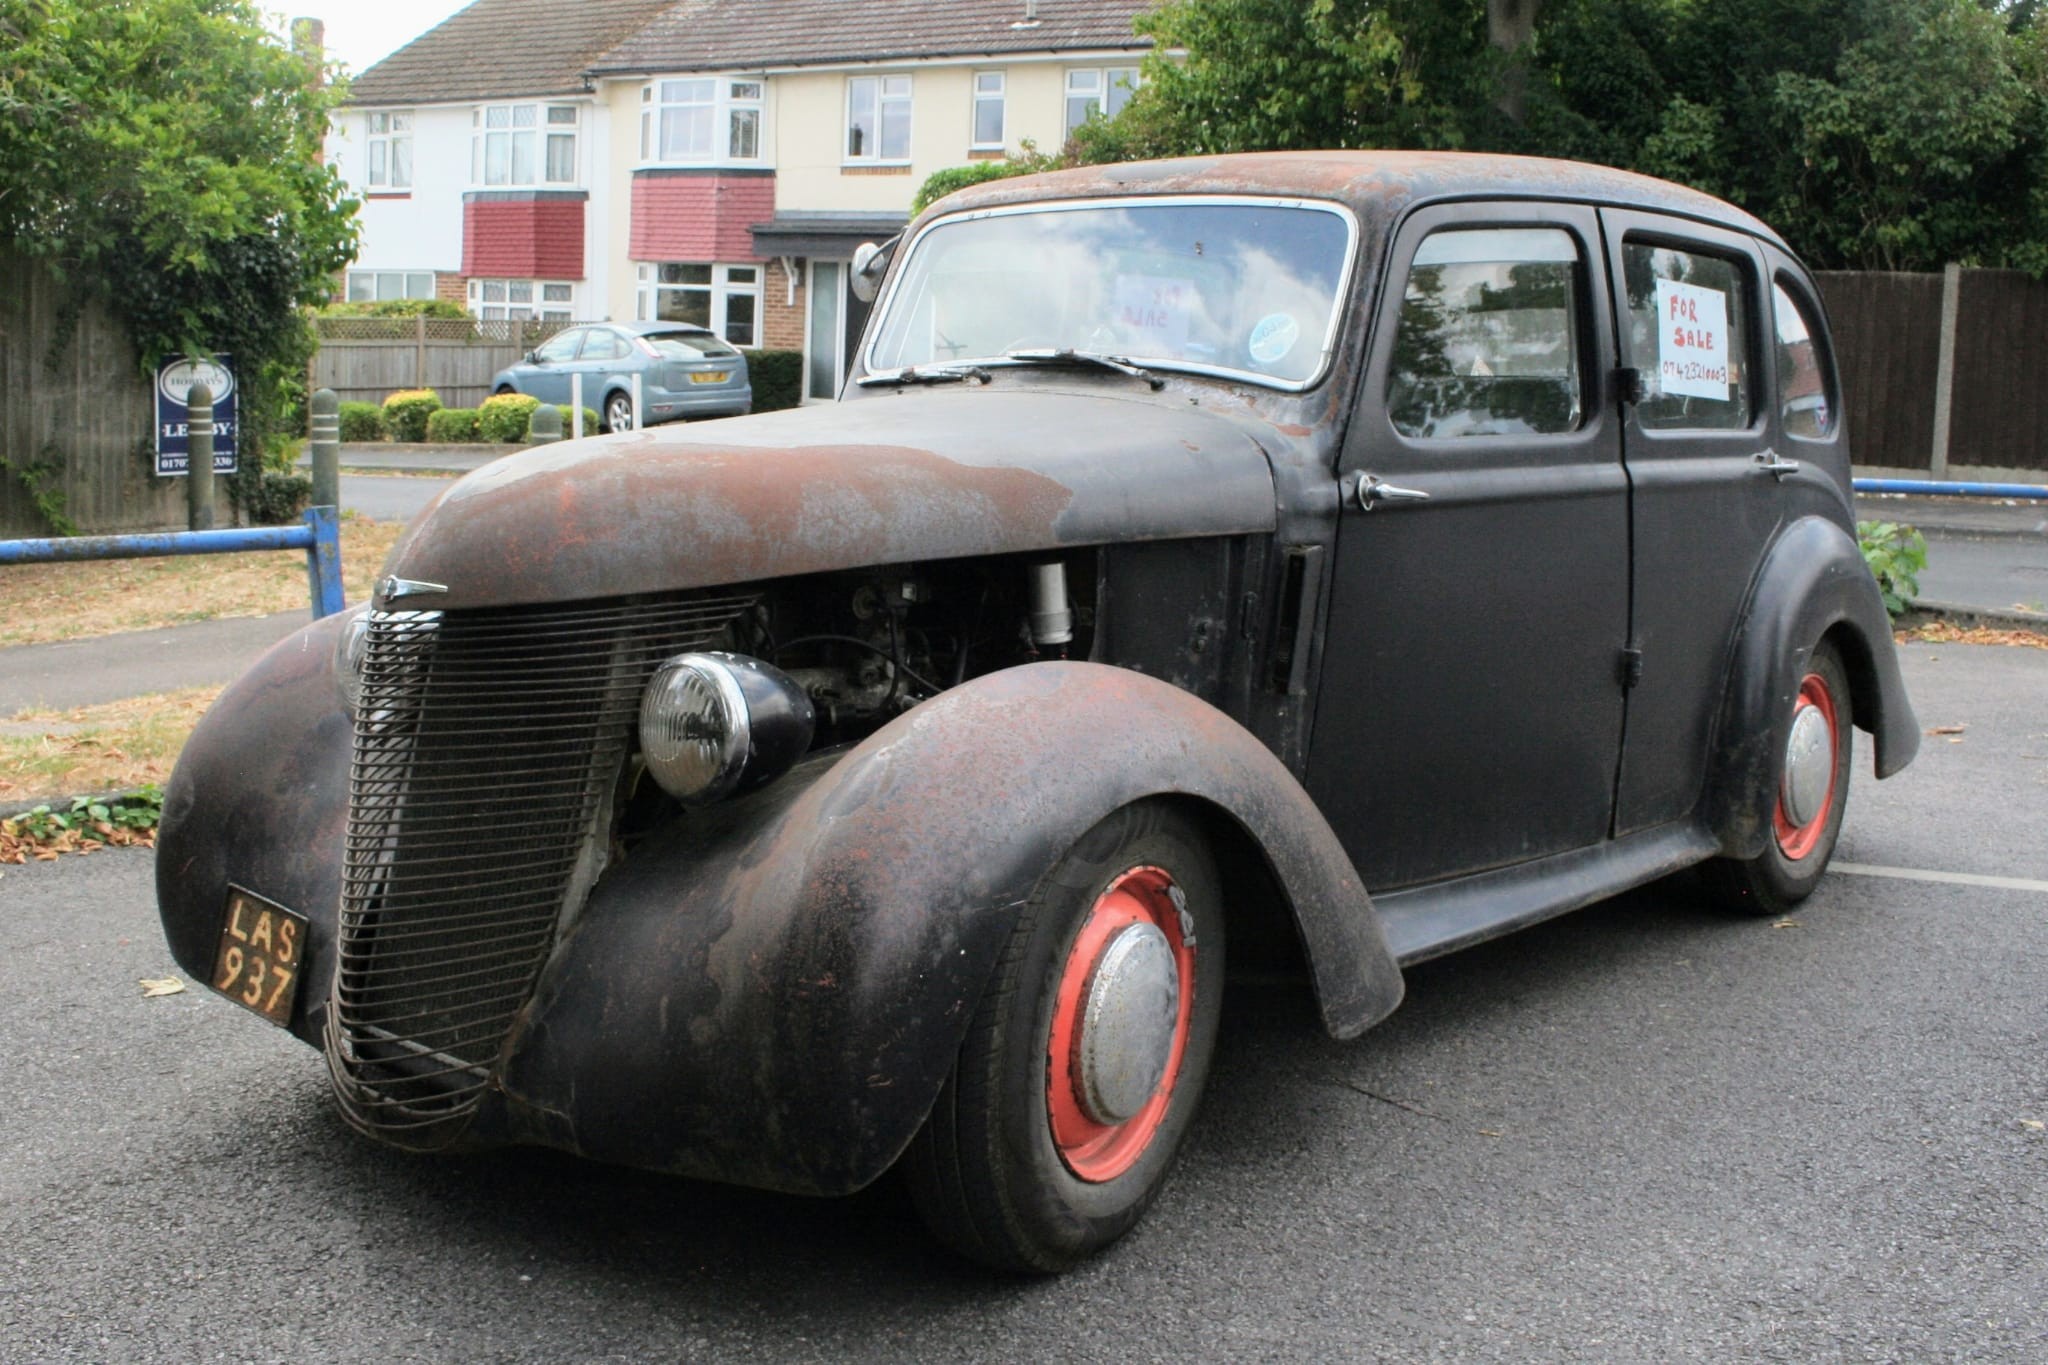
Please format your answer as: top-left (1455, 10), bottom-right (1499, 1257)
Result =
top-left (326, 591), bottom-right (754, 1146)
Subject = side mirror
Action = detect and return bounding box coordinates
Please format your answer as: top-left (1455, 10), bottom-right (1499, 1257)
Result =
top-left (525, 350), bottom-right (539, 364)
top-left (850, 234), bottom-right (899, 303)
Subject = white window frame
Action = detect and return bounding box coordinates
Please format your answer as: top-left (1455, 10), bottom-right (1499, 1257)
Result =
top-left (638, 77), bottom-right (767, 166)
top-left (346, 269), bottom-right (436, 302)
top-left (971, 71), bottom-right (1006, 151)
top-left (634, 262), bottom-right (762, 347)
top-left (471, 102), bottom-right (580, 188)
top-left (365, 110), bottom-right (413, 190)
top-left (466, 278), bottom-right (577, 322)
top-left (845, 74), bottom-right (912, 164)
top-left (1064, 67), bottom-right (1140, 137)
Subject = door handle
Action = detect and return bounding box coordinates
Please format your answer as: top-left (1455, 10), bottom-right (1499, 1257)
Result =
top-left (1753, 450), bottom-right (1800, 480)
top-left (1350, 473), bottom-right (1432, 511)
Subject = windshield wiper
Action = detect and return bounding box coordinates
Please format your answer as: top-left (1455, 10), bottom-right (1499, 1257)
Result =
top-left (1004, 348), bottom-right (1165, 390)
top-left (856, 364), bottom-right (992, 388)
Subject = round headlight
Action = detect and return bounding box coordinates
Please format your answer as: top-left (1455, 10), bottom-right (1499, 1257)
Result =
top-left (639, 653), bottom-right (814, 804)
top-left (333, 607), bottom-right (373, 714)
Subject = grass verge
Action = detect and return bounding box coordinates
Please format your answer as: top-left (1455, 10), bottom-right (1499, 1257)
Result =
top-left (1, 687), bottom-right (222, 804)
top-left (0, 517), bottom-right (404, 647)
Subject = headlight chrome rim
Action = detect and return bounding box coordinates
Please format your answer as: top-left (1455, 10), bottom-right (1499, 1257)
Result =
top-left (640, 653), bottom-right (754, 805)
top-left (333, 607), bottom-right (373, 715)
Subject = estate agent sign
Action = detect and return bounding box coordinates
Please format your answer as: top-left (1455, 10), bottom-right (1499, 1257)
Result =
top-left (155, 355), bottom-right (239, 476)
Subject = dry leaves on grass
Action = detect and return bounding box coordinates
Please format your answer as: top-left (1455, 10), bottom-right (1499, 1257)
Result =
top-left (1897, 622), bottom-right (2048, 649)
top-left (0, 517), bottom-right (403, 647)
top-left (0, 687), bottom-right (222, 804)
top-left (0, 818), bottom-right (155, 864)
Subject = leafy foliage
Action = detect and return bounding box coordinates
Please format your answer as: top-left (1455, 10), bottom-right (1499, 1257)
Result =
top-left (0, 786), bottom-right (164, 861)
top-left (912, 142), bottom-right (1063, 214)
top-left (0, 0), bottom-right (359, 508)
top-left (478, 392), bottom-right (542, 443)
top-left (381, 388), bottom-right (443, 443)
top-left (425, 407), bottom-right (481, 443)
top-left (742, 348), bottom-right (804, 412)
top-left (555, 405), bottom-right (600, 436)
top-left (1858, 520), bottom-right (1929, 616)
top-left (338, 402), bottom-right (387, 443)
top-left (239, 470), bottom-right (311, 524)
top-left (318, 298), bottom-right (469, 319)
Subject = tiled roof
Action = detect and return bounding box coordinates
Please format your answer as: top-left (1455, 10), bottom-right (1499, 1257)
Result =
top-left (591, 0), bottom-right (1156, 75)
top-left (346, 0), bottom-right (680, 106)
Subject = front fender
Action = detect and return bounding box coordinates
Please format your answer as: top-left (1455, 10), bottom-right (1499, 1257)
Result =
top-left (496, 661), bottom-right (1401, 1196)
top-left (1705, 515), bottom-right (1920, 858)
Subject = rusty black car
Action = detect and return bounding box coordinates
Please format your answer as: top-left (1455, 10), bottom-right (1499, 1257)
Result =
top-left (159, 151), bottom-right (1919, 1272)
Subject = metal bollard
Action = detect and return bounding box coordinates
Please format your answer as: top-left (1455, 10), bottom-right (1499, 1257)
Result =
top-left (630, 373), bottom-right (643, 429)
top-left (187, 380), bottom-right (215, 531)
top-left (528, 403), bottom-right (563, 445)
top-left (309, 388), bottom-right (340, 512)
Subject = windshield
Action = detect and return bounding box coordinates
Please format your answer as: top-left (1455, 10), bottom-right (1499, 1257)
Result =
top-left (865, 198), bottom-right (1355, 389)
top-left (648, 332), bottom-right (739, 360)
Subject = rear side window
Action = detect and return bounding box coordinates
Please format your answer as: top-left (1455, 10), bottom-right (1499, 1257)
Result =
top-left (1387, 227), bottom-right (1584, 439)
top-left (583, 331), bottom-right (632, 362)
top-left (1772, 281), bottom-right (1835, 438)
top-left (1621, 240), bottom-right (1752, 431)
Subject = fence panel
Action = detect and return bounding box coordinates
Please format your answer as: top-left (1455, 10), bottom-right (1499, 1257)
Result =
top-left (1948, 269), bottom-right (2048, 474)
top-left (311, 317), bottom-right (575, 412)
top-left (1814, 270), bottom-right (1943, 475)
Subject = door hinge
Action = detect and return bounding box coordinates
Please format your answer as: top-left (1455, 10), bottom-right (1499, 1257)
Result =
top-left (1620, 645), bottom-right (1644, 689)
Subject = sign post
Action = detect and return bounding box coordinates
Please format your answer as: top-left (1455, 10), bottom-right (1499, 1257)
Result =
top-left (156, 355), bottom-right (239, 477)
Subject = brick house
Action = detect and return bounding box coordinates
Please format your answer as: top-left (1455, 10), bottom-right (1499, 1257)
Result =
top-left (329, 0), bottom-right (1155, 400)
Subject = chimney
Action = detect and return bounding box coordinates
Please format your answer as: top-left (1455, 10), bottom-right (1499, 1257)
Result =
top-left (291, 16), bottom-right (325, 80)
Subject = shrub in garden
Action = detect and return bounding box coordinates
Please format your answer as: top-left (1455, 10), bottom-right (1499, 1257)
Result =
top-left (242, 470), bottom-right (312, 524)
top-left (556, 405), bottom-right (600, 436)
top-left (425, 407), bottom-right (481, 443)
top-left (477, 392), bottom-right (541, 442)
top-left (742, 349), bottom-right (803, 412)
top-left (338, 401), bottom-right (386, 442)
top-left (381, 388), bottom-right (443, 443)
top-left (1857, 521), bottom-right (1928, 616)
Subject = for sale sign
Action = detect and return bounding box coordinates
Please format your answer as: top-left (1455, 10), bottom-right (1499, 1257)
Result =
top-left (155, 355), bottom-right (239, 476)
top-left (1654, 280), bottom-right (1729, 400)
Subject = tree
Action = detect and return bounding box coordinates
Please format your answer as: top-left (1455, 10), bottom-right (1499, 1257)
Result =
top-left (0, 0), bottom-right (358, 484)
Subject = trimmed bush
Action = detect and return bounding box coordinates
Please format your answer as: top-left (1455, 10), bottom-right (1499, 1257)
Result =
top-left (556, 405), bottom-right (600, 436)
top-left (425, 407), bottom-right (481, 443)
top-left (318, 299), bottom-right (470, 319)
top-left (381, 387), bottom-right (443, 443)
top-left (478, 391), bottom-right (541, 442)
top-left (338, 401), bottom-right (386, 442)
top-left (742, 348), bottom-right (803, 412)
top-left (242, 471), bottom-right (312, 524)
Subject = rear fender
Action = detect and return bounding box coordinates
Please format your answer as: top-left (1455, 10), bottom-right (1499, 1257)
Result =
top-left (497, 661), bottom-right (1402, 1195)
top-left (1705, 515), bottom-right (1920, 858)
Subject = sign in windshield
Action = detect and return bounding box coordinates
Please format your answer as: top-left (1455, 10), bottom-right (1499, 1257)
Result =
top-left (866, 199), bottom-right (1355, 389)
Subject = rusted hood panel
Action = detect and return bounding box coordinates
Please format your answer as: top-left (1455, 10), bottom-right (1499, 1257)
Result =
top-left (383, 390), bottom-right (1277, 609)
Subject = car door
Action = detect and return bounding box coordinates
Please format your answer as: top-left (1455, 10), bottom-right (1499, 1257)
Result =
top-left (1306, 202), bottom-right (1630, 892)
top-left (574, 328), bottom-right (634, 408)
top-left (1598, 212), bottom-right (1781, 836)
top-left (522, 327), bottom-right (583, 405)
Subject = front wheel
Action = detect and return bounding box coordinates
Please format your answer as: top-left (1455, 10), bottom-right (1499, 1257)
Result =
top-left (603, 391), bottom-right (634, 433)
top-left (903, 801), bottom-right (1225, 1272)
top-left (1704, 640), bottom-right (1853, 915)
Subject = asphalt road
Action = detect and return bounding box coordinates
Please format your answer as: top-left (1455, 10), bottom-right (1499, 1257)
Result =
top-left (2, 641), bottom-right (2044, 1361)
top-left (1919, 531), bottom-right (2048, 617)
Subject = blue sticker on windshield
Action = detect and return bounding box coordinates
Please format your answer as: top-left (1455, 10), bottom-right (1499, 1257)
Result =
top-left (1248, 313), bottom-right (1300, 366)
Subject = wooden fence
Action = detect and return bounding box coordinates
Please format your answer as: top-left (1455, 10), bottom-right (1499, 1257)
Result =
top-left (0, 249), bottom-right (180, 537)
top-left (310, 316), bottom-right (576, 412)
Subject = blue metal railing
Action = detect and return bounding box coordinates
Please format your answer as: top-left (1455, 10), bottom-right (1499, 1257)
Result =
top-left (1854, 478), bottom-right (2048, 500)
top-left (0, 506), bottom-right (345, 619)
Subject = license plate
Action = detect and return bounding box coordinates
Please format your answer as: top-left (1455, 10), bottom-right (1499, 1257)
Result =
top-left (689, 371), bottom-right (731, 384)
top-left (211, 887), bottom-right (309, 1027)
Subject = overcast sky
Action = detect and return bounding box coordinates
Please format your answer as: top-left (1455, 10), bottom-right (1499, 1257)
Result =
top-left (263, 0), bottom-right (472, 77)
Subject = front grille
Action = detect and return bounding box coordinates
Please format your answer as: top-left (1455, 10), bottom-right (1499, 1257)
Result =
top-left (326, 591), bottom-right (756, 1147)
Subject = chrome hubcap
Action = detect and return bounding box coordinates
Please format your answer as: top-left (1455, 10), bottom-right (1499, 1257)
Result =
top-left (1076, 921), bottom-right (1181, 1124)
top-left (1781, 703), bottom-right (1833, 827)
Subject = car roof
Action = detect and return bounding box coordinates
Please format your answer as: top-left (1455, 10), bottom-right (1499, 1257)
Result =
top-left (930, 150), bottom-right (1786, 253)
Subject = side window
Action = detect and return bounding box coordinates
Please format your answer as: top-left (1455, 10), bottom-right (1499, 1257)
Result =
top-left (1621, 240), bottom-right (1751, 431)
top-left (1772, 281), bottom-right (1835, 439)
top-left (584, 331), bottom-right (632, 362)
top-left (533, 330), bottom-right (582, 364)
top-left (1387, 227), bottom-right (1583, 439)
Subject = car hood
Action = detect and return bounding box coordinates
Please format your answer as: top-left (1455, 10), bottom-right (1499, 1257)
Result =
top-left (378, 389), bottom-right (1279, 610)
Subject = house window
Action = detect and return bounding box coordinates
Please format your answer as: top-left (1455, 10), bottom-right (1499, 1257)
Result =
top-left (1064, 68), bottom-right (1139, 137)
top-left (365, 111), bottom-right (413, 189)
top-left (846, 75), bottom-right (911, 162)
top-left (640, 78), bottom-right (764, 163)
top-left (467, 278), bottom-right (576, 321)
top-left (636, 263), bottom-right (760, 346)
top-left (346, 269), bottom-right (436, 302)
top-left (472, 103), bottom-right (579, 187)
top-left (972, 72), bottom-right (1005, 149)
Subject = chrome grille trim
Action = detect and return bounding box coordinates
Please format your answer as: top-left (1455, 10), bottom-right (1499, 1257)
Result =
top-left (325, 591), bottom-right (756, 1147)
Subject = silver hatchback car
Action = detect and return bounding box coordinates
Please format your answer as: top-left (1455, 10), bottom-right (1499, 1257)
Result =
top-left (491, 320), bottom-right (752, 430)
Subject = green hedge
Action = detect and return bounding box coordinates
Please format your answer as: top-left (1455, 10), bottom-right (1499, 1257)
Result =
top-left (242, 471), bottom-right (311, 524)
top-left (381, 388), bottom-right (442, 443)
top-left (743, 348), bottom-right (803, 412)
top-left (425, 407), bottom-right (480, 443)
top-left (556, 405), bottom-right (600, 436)
top-left (319, 299), bottom-right (470, 319)
top-left (477, 392), bottom-right (541, 442)
top-left (338, 401), bottom-right (385, 442)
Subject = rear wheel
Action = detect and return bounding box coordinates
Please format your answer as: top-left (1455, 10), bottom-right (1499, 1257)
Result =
top-left (903, 801), bottom-right (1224, 1272)
top-left (1705, 640), bottom-right (1852, 915)
top-left (603, 391), bottom-right (634, 433)
top-left (494, 384), bottom-right (516, 396)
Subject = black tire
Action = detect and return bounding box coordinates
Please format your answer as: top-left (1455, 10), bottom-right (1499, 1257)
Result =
top-left (1703, 640), bottom-right (1853, 916)
top-left (494, 385), bottom-right (516, 396)
top-left (603, 391), bottom-right (634, 433)
top-left (902, 800), bottom-right (1225, 1273)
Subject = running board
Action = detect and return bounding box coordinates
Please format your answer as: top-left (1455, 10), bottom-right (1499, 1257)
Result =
top-left (1373, 823), bottom-right (1720, 966)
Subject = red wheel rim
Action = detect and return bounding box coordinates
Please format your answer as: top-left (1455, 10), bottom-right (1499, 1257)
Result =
top-left (1774, 671), bottom-right (1839, 861)
top-left (1045, 866), bottom-right (1197, 1183)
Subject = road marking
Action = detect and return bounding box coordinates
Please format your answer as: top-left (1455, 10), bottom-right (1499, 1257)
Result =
top-left (1833, 862), bottom-right (2048, 894)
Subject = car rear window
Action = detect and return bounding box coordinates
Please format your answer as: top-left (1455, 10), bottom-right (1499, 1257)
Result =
top-left (649, 332), bottom-right (740, 360)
